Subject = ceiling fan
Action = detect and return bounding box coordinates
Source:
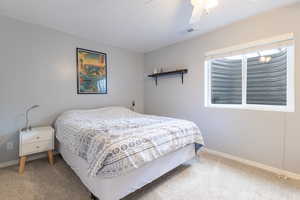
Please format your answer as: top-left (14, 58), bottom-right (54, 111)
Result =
top-left (145, 0), bottom-right (264, 34)
top-left (145, 0), bottom-right (219, 29)
top-left (189, 0), bottom-right (219, 24)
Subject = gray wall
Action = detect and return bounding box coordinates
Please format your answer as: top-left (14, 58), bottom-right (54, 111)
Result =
top-left (0, 15), bottom-right (144, 163)
top-left (144, 3), bottom-right (300, 174)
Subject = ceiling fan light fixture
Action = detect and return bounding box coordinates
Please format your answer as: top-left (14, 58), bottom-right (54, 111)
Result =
top-left (204, 0), bottom-right (219, 10)
top-left (189, 0), bottom-right (219, 24)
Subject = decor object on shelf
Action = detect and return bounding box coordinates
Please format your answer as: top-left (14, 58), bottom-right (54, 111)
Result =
top-left (131, 100), bottom-right (136, 111)
top-left (19, 126), bottom-right (55, 174)
top-left (21, 105), bottom-right (40, 132)
top-left (77, 48), bottom-right (107, 94)
top-left (190, 0), bottom-right (219, 24)
top-left (148, 69), bottom-right (188, 86)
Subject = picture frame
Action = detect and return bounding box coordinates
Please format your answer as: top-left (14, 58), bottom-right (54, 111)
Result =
top-left (76, 48), bottom-right (107, 94)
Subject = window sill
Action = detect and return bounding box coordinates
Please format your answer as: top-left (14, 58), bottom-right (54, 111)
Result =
top-left (205, 104), bottom-right (294, 112)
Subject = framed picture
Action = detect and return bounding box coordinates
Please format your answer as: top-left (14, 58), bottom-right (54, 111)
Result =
top-left (76, 48), bottom-right (107, 94)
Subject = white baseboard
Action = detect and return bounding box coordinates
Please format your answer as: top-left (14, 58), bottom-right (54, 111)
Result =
top-left (2, 148), bottom-right (300, 180)
top-left (0, 152), bottom-right (57, 169)
top-left (203, 148), bottom-right (300, 180)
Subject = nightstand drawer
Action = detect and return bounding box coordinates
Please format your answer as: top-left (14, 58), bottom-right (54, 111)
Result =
top-left (21, 140), bottom-right (53, 156)
top-left (21, 127), bottom-right (53, 144)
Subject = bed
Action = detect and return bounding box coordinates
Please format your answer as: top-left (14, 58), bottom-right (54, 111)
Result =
top-left (55, 107), bottom-right (204, 200)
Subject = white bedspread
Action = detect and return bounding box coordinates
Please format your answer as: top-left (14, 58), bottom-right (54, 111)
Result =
top-left (55, 107), bottom-right (204, 177)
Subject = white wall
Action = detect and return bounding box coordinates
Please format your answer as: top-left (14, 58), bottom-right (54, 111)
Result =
top-left (144, 3), bottom-right (300, 174)
top-left (0, 15), bottom-right (144, 163)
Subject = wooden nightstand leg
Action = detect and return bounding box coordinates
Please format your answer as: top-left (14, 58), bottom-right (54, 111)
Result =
top-left (48, 150), bottom-right (54, 165)
top-left (19, 156), bottom-right (27, 174)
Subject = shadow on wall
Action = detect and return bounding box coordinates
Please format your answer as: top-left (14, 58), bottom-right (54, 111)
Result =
top-left (0, 112), bottom-right (25, 163)
top-left (0, 135), bottom-right (9, 149)
top-left (0, 133), bottom-right (19, 163)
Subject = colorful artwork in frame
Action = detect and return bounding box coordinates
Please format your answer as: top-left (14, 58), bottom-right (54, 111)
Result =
top-left (76, 48), bottom-right (107, 94)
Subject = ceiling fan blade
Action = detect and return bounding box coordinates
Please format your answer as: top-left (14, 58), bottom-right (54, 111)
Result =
top-left (189, 0), bottom-right (219, 24)
top-left (189, 6), bottom-right (204, 24)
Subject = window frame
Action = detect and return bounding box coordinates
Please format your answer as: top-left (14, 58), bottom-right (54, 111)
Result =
top-left (204, 45), bottom-right (295, 112)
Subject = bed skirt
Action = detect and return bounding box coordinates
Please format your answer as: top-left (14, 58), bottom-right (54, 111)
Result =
top-left (59, 142), bottom-right (196, 200)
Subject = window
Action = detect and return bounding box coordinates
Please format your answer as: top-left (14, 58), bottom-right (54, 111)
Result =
top-left (205, 34), bottom-right (295, 112)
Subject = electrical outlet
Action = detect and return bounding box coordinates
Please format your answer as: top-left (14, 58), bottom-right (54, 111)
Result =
top-left (0, 136), bottom-right (5, 146)
top-left (6, 142), bottom-right (14, 150)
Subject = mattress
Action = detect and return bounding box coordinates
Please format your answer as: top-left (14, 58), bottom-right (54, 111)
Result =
top-left (55, 107), bottom-right (204, 177)
top-left (59, 142), bottom-right (196, 200)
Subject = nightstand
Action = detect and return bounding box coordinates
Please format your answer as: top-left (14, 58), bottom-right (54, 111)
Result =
top-left (19, 126), bottom-right (54, 174)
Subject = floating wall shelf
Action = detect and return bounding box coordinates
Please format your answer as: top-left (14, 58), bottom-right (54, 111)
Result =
top-left (148, 69), bottom-right (188, 86)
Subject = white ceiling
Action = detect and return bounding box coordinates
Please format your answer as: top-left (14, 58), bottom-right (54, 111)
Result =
top-left (0, 0), bottom-right (299, 52)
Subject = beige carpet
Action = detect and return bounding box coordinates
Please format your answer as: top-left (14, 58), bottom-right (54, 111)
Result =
top-left (1, 152), bottom-right (300, 200)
